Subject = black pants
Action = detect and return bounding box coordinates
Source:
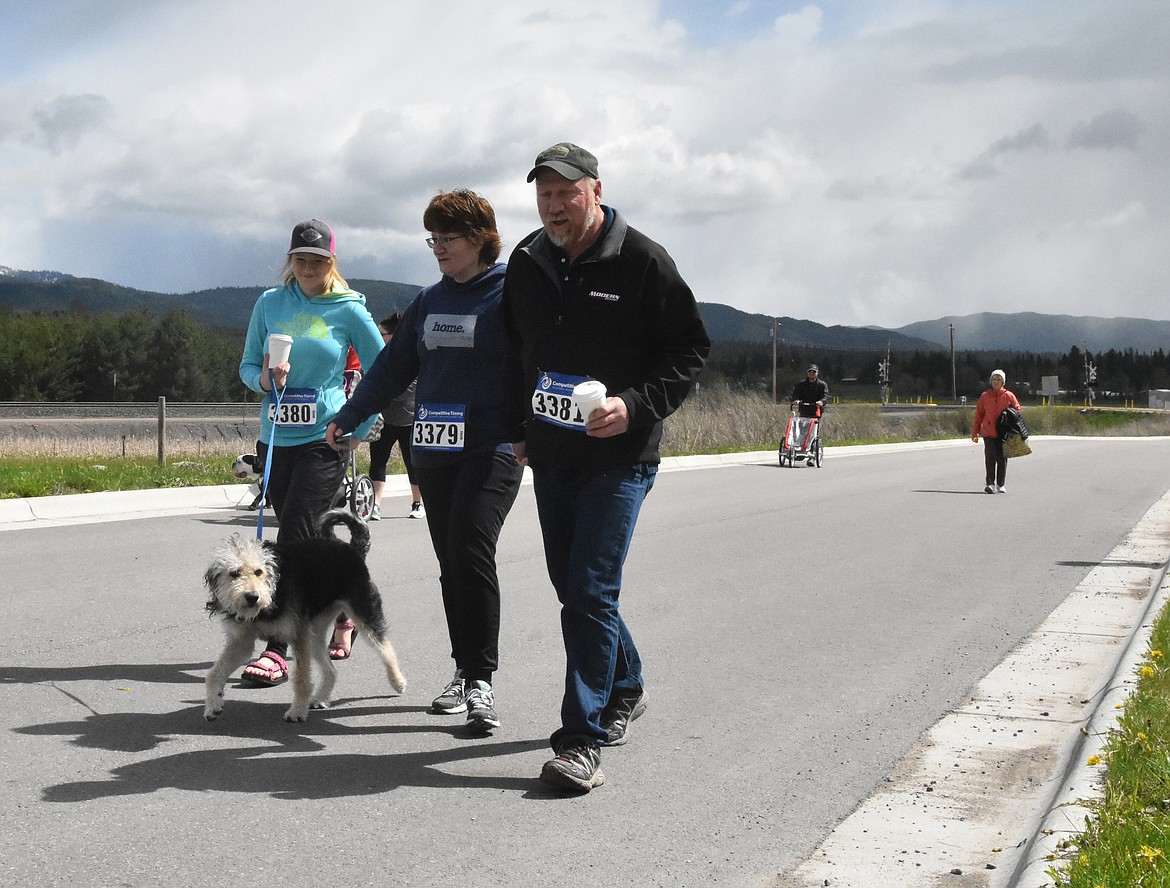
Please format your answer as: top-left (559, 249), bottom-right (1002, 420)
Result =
top-left (254, 439), bottom-right (346, 659)
top-left (369, 423), bottom-right (417, 486)
top-left (415, 451), bottom-right (523, 685)
top-left (983, 437), bottom-right (1006, 487)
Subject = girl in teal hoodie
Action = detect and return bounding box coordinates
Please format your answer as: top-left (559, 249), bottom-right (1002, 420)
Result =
top-left (236, 219), bottom-right (383, 685)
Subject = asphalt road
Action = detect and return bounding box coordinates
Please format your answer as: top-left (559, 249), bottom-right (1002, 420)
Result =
top-left (3, 437), bottom-right (1169, 888)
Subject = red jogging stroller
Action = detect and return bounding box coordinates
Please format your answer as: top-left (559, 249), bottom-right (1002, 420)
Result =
top-left (779, 402), bottom-right (823, 468)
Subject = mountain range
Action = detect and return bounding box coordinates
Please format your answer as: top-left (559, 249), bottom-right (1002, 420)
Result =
top-left (3, 265), bottom-right (1168, 354)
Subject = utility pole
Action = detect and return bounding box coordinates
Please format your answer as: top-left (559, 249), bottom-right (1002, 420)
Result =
top-left (1083, 342), bottom-right (1096, 406)
top-left (772, 318), bottom-right (780, 404)
top-left (948, 323), bottom-right (957, 404)
top-left (878, 343), bottom-right (891, 406)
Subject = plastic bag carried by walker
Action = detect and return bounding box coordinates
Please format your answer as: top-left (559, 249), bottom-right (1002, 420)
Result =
top-left (1003, 431), bottom-right (1032, 458)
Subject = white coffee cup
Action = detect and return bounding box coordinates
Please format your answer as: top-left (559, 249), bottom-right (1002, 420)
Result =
top-left (268, 333), bottom-right (293, 366)
top-left (572, 380), bottom-right (608, 420)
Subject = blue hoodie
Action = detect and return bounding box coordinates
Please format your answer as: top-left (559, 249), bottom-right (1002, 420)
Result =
top-left (332, 263), bottom-right (513, 468)
top-left (240, 280), bottom-right (383, 446)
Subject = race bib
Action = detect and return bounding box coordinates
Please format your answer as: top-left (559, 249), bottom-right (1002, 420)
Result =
top-left (268, 388), bottom-right (317, 426)
top-left (531, 371), bottom-right (590, 431)
top-left (413, 403), bottom-right (466, 451)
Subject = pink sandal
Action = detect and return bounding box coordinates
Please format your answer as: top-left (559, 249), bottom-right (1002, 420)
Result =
top-left (329, 620), bottom-right (359, 661)
top-left (240, 650), bottom-right (288, 686)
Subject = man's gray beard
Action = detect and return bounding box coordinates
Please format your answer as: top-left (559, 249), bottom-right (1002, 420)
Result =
top-left (546, 203), bottom-right (597, 249)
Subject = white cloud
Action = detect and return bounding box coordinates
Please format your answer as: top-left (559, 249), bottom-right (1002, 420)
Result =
top-left (0, 0), bottom-right (1167, 326)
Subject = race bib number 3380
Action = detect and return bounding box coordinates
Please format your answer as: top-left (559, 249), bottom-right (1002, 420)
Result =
top-left (268, 388), bottom-right (317, 426)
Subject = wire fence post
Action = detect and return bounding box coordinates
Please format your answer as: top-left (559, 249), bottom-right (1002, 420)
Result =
top-left (157, 397), bottom-right (166, 466)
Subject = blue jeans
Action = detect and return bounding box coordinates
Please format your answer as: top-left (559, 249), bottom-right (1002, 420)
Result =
top-left (532, 462), bottom-right (657, 749)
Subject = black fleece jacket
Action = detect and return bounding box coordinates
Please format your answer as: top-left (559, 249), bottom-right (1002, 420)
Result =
top-left (501, 207), bottom-right (710, 468)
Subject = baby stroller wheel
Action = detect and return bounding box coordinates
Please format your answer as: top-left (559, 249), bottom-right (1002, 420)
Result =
top-left (350, 474), bottom-right (375, 521)
top-left (814, 438), bottom-right (823, 467)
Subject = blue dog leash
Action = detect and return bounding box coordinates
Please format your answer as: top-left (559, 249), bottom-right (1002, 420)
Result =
top-left (256, 369), bottom-right (284, 542)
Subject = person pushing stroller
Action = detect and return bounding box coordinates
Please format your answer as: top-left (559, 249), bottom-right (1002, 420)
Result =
top-left (789, 364), bottom-right (828, 466)
top-left (790, 364), bottom-right (828, 417)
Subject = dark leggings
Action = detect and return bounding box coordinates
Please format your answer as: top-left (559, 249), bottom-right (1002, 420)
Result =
top-left (414, 451), bottom-right (523, 685)
top-left (368, 423), bottom-right (416, 485)
top-left (983, 436), bottom-right (1006, 487)
top-left (254, 439), bottom-right (346, 660)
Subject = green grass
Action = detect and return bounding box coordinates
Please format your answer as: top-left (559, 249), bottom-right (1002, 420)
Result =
top-left (0, 451), bottom-right (394, 499)
top-left (1048, 599), bottom-right (1170, 886)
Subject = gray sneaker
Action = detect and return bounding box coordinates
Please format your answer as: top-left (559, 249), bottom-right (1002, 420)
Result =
top-left (431, 674), bottom-right (468, 714)
top-left (465, 680), bottom-right (500, 731)
top-left (540, 741), bottom-right (604, 792)
top-left (600, 687), bottom-right (648, 746)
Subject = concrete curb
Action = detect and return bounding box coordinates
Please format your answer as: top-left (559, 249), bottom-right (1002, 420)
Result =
top-left (0, 441), bottom-right (925, 530)
top-left (783, 485), bottom-right (1170, 887)
top-left (0, 484), bottom-right (254, 529)
top-left (0, 437), bottom-right (1144, 531)
top-left (1010, 541), bottom-right (1170, 886)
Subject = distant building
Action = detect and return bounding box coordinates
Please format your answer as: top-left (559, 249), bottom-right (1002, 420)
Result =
top-left (1149, 390), bottom-right (1170, 410)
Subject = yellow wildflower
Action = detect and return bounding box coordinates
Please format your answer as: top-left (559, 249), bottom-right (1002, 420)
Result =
top-left (1140, 665), bottom-right (1155, 678)
top-left (1086, 754), bottom-right (1101, 766)
top-left (1150, 649), bottom-right (1163, 659)
top-left (1137, 844), bottom-right (1164, 864)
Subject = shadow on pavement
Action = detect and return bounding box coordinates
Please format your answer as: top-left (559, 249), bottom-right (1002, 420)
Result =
top-left (12, 683), bottom-right (561, 802)
top-left (0, 661), bottom-right (209, 686)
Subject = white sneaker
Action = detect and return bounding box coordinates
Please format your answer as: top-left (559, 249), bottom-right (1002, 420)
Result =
top-left (996, 485), bottom-right (1006, 494)
top-left (985, 484), bottom-right (995, 494)
top-left (410, 501), bottom-right (425, 519)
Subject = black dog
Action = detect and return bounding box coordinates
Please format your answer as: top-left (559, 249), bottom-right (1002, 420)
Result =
top-left (231, 453), bottom-right (266, 510)
top-left (203, 509), bottom-right (406, 722)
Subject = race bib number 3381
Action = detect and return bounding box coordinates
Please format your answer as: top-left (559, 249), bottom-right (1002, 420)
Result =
top-left (531, 371), bottom-right (590, 431)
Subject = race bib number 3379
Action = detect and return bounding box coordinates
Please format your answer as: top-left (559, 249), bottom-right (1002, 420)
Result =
top-left (413, 403), bottom-right (466, 452)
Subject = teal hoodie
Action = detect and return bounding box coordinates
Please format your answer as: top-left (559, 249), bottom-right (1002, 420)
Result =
top-left (240, 280), bottom-right (383, 446)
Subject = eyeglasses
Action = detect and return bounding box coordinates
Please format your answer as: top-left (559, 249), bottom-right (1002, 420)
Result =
top-left (426, 235), bottom-right (465, 249)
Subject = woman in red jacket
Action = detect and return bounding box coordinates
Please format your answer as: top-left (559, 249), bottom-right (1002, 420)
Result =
top-left (971, 369), bottom-right (1020, 494)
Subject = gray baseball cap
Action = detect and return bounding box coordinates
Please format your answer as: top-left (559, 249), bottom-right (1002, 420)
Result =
top-left (526, 142), bottom-right (599, 182)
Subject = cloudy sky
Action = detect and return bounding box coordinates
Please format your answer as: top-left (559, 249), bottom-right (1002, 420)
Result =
top-left (1, 0), bottom-right (1166, 328)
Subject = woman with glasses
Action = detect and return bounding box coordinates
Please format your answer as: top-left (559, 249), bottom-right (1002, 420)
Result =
top-left (327, 190), bottom-right (522, 733)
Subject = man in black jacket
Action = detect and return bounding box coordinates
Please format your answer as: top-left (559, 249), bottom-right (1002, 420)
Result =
top-left (789, 364), bottom-right (828, 418)
top-left (502, 142), bottom-right (710, 793)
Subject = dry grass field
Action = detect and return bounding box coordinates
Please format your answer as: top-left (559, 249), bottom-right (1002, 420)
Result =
top-left (1, 389), bottom-right (1168, 498)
